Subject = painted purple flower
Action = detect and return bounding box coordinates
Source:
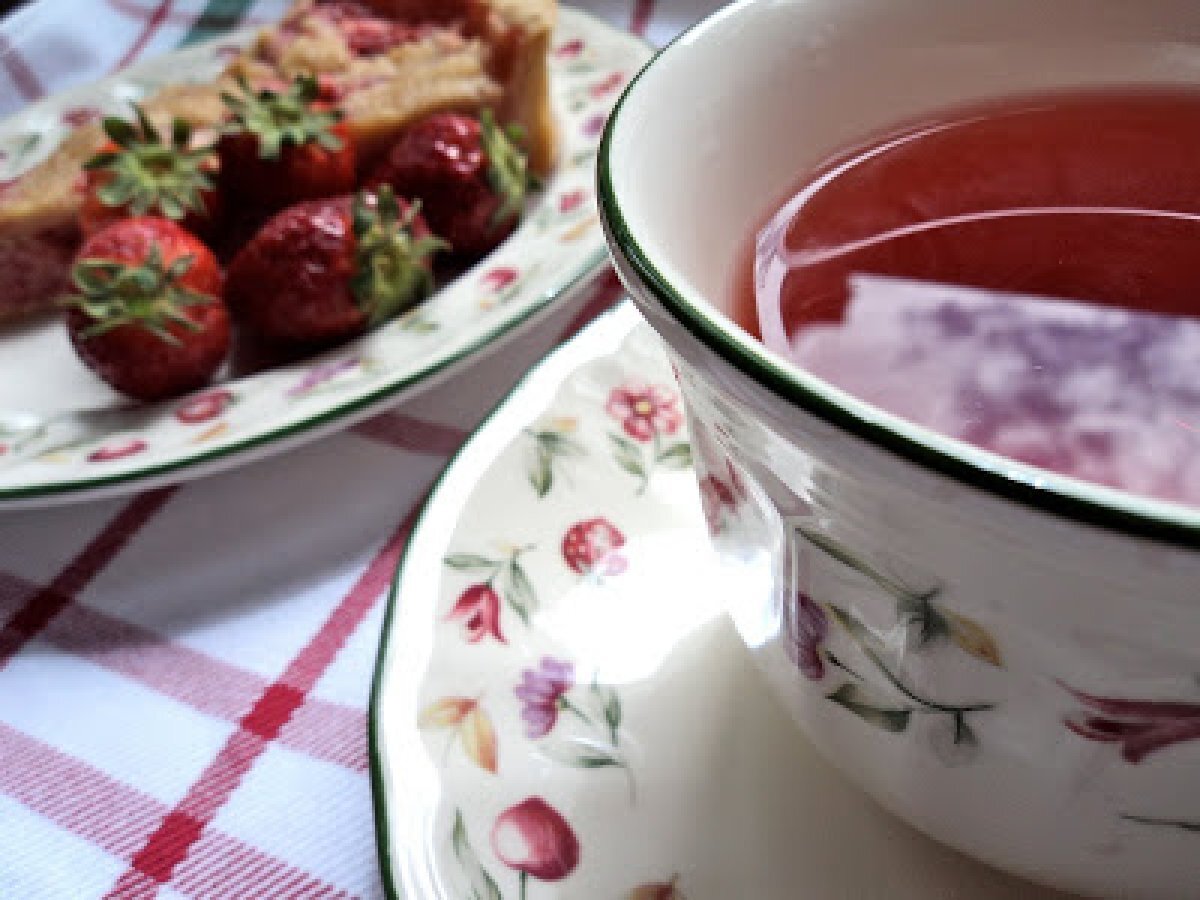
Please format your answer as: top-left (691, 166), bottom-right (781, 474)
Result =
top-left (786, 592), bottom-right (829, 681)
top-left (286, 356), bottom-right (360, 398)
top-left (1063, 685), bottom-right (1200, 764)
top-left (515, 657), bottom-right (575, 738)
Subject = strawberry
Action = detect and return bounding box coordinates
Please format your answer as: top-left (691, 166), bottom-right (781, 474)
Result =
top-left (225, 186), bottom-right (442, 344)
top-left (79, 104), bottom-right (220, 237)
top-left (218, 74), bottom-right (355, 211)
top-left (367, 110), bottom-right (531, 259)
top-left (561, 517), bottom-right (627, 577)
top-left (65, 217), bottom-right (229, 401)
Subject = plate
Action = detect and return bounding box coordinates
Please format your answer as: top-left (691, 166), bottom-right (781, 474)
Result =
top-left (369, 302), bottom-right (1067, 898)
top-left (0, 8), bottom-right (648, 508)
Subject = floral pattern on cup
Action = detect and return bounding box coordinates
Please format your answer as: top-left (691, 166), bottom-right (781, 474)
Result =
top-left (788, 526), bottom-right (1000, 766)
top-left (606, 383), bottom-right (691, 493)
top-left (1063, 685), bottom-right (1200, 764)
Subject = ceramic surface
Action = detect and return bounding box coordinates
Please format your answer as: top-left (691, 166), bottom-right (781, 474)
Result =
top-left (370, 302), bottom-right (1066, 899)
top-left (599, 1), bottom-right (1200, 897)
top-left (0, 8), bottom-right (648, 508)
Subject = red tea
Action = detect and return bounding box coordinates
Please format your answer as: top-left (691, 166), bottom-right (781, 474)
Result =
top-left (739, 89), bottom-right (1200, 508)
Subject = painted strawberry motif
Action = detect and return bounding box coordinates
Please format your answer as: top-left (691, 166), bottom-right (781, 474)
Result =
top-left (445, 583), bottom-right (506, 643)
top-left (175, 388), bottom-right (234, 424)
top-left (561, 517), bottom-right (627, 577)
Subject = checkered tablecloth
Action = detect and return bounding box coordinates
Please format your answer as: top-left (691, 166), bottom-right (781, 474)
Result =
top-left (0, 1), bottom-right (716, 897)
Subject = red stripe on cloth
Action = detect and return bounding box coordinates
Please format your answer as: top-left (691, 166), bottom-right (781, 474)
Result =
top-left (0, 572), bottom-right (368, 772)
top-left (106, 506), bottom-right (419, 895)
top-left (0, 33), bottom-right (45, 101)
top-left (0, 722), bottom-right (354, 899)
top-left (0, 488), bottom-right (174, 669)
top-left (105, 0), bottom-right (267, 27)
top-left (630, 0), bottom-right (657, 38)
top-left (557, 266), bottom-right (626, 343)
top-left (113, 0), bottom-right (175, 72)
top-left (351, 412), bottom-right (470, 456)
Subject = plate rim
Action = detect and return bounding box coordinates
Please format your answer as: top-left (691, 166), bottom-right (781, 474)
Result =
top-left (367, 300), bottom-right (645, 900)
top-left (0, 5), bottom-right (641, 509)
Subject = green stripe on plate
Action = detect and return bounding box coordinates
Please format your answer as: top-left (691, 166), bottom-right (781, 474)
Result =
top-left (179, 0), bottom-right (254, 47)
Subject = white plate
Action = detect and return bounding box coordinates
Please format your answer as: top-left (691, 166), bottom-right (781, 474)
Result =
top-left (370, 301), bottom-right (1071, 899)
top-left (0, 8), bottom-right (648, 508)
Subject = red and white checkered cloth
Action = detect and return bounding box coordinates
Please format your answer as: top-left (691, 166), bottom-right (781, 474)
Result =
top-left (0, 0), bottom-right (718, 896)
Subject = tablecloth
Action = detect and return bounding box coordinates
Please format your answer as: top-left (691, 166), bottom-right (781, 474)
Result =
top-left (0, 1), bottom-right (715, 896)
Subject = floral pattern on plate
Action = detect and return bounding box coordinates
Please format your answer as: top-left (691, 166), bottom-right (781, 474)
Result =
top-left (0, 9), bottom-right (651, 507)
top-left (371, 303), bottom-right (1066, 900)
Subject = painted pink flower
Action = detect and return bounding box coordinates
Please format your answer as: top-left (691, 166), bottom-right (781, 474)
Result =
top-left (562, 517), bottom-right (627, 577)
top-left (175, 388), bottom-right (233, 424)
top-left (698, 473), bottom-right (737, 535)
top-left (88, 438), bottom-right (147, 463)
top-left (491, 797), bottom-right (580, 884)
top-left (482, 266), bottom-right (519, 292)
top-left (558, 189), bottom-right (586, 214)
top-left (785, 592), bottom-right (829, 681)
top-left (515, 657), bottom-right (575, 738)
top-left (554, 37), bottom-right (584, 59)
top-left (606, 383), bottom-right (682, 443)
top-left (1063, 685), bottom-right (1200, 764)
top-left (589, 71), bottom-right (625, 98)
top-left (445, 583), bottom-right (506, 644)
top-left (61, 106), bottom-right (100, 127)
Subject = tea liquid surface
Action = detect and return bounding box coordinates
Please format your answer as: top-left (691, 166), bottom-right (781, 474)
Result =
top-left (744, 89), bottom-right (1200, 507)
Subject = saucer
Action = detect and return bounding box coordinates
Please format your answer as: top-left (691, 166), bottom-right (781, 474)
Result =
top-left (370, 302), bottom-right (1065, 899)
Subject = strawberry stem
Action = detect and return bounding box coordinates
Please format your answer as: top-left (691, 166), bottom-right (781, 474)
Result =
top-left (220, 74), bottom-right (343, 159)
top-left (480, 108), bottom-right (530, 228)
top-left (84, 103), bottom-right (216, 221)
top-left (351, 186), bottom-right (446, 326)
top-left (67, 247), bottom-right (209, 345)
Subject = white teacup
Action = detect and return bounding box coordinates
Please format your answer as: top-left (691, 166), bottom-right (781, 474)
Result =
top-left (599, 1), bottom-right (1200, 897)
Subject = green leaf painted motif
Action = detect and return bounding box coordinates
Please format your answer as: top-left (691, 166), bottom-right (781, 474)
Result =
top-left (524, 428), bottom-right (585, 498)
top-left (796, 526), bottom-right (913, 600)
top-left (826, 683), bottom-right (911, 733)
top-left (451, 811), bottom-right (502, 900)
top-left (603, 689), bottom-right (622, 746)
top-left (444, 554), bottom-right (497, 573)
top-left (897, 591), bottom-right (951, 648)
top-left (609, 433), bottom-right (647, 485)
top-left (506, 561), bottom-right (537, 624)
top-left (529, 443), bottom-right (553, 497)
top-left (656, 441), bottom-right (693, 468)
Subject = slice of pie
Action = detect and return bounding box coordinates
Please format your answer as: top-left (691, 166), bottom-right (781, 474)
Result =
top-left (0, 0), bottom-right (556, 323)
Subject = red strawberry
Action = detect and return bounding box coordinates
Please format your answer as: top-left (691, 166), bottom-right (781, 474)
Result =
top-left (65, 217), bottom-right (229, 401)
top-left (561, 517), bottom-right (627, 576)
top-left (368, 110), bottom-right (531, 259)
top-left (218, 75), bottom-right (355, 211)
top-left (225, 186), bottom-right (442, 344)
top-left (79, 105), bottom-right (221, 238)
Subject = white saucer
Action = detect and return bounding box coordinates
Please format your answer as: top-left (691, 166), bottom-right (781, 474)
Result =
top-left (370, 302), bottom-right (1068, 899)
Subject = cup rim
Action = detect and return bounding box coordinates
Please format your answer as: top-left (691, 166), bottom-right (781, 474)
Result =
top-left (597, 0), bottom-right (1200, 550)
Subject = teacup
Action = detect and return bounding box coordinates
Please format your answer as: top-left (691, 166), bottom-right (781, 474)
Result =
top-left (599, 0), bottom-right (1200, 897)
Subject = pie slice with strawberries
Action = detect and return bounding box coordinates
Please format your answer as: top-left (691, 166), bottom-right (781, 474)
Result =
top-left (0, 0), bottom-right (556, 323)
